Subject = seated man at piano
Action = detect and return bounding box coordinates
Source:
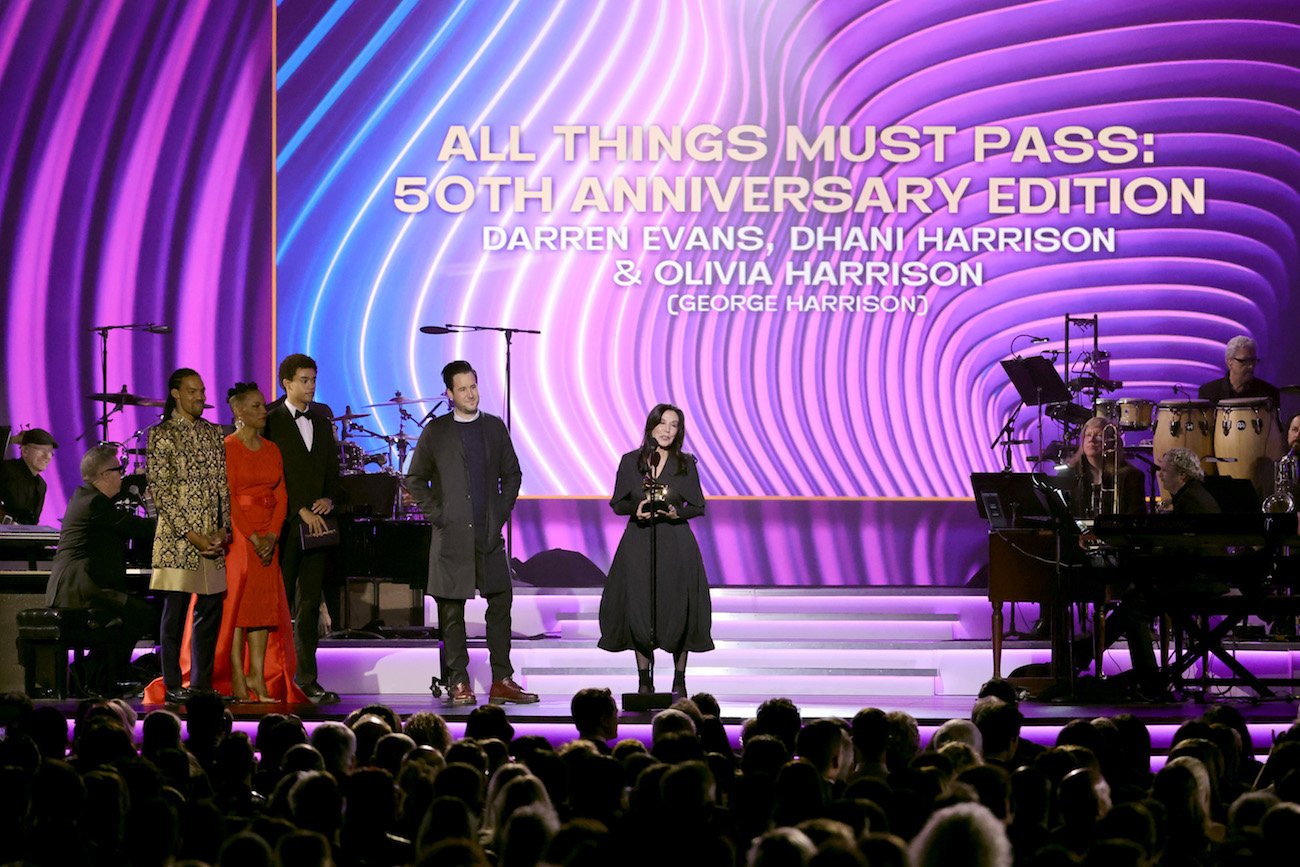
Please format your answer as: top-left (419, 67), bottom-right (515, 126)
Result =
top-left (1054, 417), bottom-right (1146, 517)
top-left (44, 445), bottom-right (156, 697)
top-left (1157, 447), bottom-right (1221, 514)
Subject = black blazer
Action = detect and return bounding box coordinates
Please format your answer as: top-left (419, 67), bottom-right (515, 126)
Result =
top-left (403, 412), bottom-right (521, 598)
top-left (263, 400), bottom-right (343, 522)
top-left (45, 484), bottom-right (155, 609)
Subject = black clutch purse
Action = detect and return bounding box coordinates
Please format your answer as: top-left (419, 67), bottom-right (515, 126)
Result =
top-left (298, 516), bottom-right (340, 550)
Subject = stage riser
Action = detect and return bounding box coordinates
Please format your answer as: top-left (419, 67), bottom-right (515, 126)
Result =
top-left (305, 644), bottom-right (1054, 697)
top-left (558, 619), bottom-right (958, 641)
top-left (430, 591), bottom-right (997, 641)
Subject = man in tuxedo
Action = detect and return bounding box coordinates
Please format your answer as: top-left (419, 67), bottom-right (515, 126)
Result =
top-left (46, 445), bottom-right (156, 696)
top-left (264, 353), bottom-right (342, 703)
top-left (404, 359), bottom-right (536, 706)
top-left (0, 427), bottom-right (57, 524)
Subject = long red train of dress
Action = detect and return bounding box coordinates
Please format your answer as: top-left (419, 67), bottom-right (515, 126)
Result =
top-left (144, 434), bottom-right (308, 704)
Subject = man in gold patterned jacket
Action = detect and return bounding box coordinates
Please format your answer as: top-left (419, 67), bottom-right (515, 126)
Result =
top-left (147, 368), bottom-right (230, 704)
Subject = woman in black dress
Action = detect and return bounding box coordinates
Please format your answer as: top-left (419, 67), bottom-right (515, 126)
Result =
top-left (599, 404), bottom-right (713, 698)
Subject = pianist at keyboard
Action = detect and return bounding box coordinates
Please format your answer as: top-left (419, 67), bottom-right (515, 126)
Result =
top-left (1157, 448), bottom-right (1221, 515)
top-left (44, 444), bottom-right (156, 697)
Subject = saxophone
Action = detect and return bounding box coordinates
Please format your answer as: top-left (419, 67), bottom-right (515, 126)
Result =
top-left (1262, 449), bottom-right (1298, 513)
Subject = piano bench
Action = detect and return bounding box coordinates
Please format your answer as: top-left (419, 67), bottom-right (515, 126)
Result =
top-left (16, 608), bottom-right (124, 699)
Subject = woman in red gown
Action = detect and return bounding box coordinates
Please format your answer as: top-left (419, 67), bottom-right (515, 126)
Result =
top-left (220, 382), bottom-right (307, 703)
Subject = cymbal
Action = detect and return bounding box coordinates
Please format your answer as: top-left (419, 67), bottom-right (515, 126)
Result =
top-left (87, 390), bottom-right (165, 407)
top-left (392, 432), bottom-right (421, 443)
top-left (364, 394), bottom-right (440, 408)
top-left (332, 411), bottom-right (372, 423)
top-left (1279, 384), bottom-right (1300, 394)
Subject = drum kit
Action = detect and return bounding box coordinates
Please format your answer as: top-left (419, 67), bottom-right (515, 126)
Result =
top-left (334, 391), bottom-right (444, 476)
top-left (333, 392), bottom-right (445, 520)
top-left (1096, 392), bottom-right (1291, 499)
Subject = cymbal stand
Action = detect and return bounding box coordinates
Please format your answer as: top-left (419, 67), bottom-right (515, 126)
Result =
top-left (88, 323), bottom-right (169, 442)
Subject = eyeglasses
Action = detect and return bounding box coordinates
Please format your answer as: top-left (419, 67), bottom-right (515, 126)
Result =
top-left (1231, 356), bottom-right (1261, 365)
top-left (101, 465), bottom-right (125, 476)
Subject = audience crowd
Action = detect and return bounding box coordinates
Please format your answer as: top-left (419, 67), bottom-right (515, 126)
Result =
top-left (1, 679), bottom-right (1298, 867)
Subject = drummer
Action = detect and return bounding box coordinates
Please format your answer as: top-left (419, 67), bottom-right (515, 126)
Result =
top-left (1197, 335), bottom-right (1281, 408)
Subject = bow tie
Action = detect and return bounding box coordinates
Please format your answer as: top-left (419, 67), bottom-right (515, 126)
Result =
top-left (293, 409), bottom-right (309, 420)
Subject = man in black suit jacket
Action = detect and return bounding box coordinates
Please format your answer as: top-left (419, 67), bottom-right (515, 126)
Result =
top-left (404, 360), bottom-right (535, 706)
top-left (45, 445), bottom-right (155, 695)
top-left (263, 353), bottom-right (343, 703)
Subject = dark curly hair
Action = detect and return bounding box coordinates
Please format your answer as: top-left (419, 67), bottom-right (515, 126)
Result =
top-left (226, 381), bottom-right (260, 403)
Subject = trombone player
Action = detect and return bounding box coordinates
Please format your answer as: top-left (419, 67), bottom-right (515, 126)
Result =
top-left (1055, 417), bottom-right (1146, 518)
top-left (1054, 417), bottom-right (1157, 695)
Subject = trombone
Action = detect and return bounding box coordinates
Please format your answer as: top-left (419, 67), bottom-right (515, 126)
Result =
top-left (1089, 423), bottom-right (1123, 517)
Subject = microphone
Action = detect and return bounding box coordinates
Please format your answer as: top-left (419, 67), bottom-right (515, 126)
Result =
top-left (144, 324), bottom-right (172, 334)
top-left (1029, 336), bottom-right (1050, 344)
top-left (420, 325), bottom-right (455, 334)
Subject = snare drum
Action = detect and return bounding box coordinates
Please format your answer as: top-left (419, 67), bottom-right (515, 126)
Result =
top-left (1114, 398), bottom-right (1155, 431)
top-left (1153, 400), bottom-right (1215, 497)
top-left (1214, 397), bottom-right (1284, 488)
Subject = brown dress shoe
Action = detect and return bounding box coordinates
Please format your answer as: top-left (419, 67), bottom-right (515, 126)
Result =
top-left (445, 681), bottom-right (477, 706)
top-left (489, 677), bottom-right (539, 704)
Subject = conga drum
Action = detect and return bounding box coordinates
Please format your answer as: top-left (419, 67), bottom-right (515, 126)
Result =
top-left (1214, 397), bottom-right (1284, 493)
top-left (1153, 400), bottom-right (1214, 498)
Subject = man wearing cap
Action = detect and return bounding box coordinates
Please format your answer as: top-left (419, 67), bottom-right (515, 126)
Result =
top-left (0, 428), bottom-right (57, 524)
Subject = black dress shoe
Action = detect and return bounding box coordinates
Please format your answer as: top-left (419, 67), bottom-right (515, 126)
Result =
top-left (115, 681), bottom-right (145, 699)
top-left (301, 682), bottom-right (341, 704)
top-left (164, 686), bottom-right (194, 704)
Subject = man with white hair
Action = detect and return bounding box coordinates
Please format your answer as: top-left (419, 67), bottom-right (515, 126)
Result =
top-left (1198, 334), bottom-right (1281, 407)
top-left (1159, 447), bottom-right (1221, 514)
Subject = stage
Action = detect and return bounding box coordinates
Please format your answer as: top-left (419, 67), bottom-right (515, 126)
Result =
top-left (35, 586), bottom-right (1300, 766)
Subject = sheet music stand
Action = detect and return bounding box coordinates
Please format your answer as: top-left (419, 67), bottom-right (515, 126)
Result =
top-left (1001, 357), bottom-right (1077, 469)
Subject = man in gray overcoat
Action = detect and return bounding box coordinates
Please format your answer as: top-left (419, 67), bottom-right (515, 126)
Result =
top-left (404, 359), bottom-right (536, 706)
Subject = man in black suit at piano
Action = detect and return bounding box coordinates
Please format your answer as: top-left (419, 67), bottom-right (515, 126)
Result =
top-left (264, 353), bottom-right (343, 703)
top-left (45, 445), bottom-right (155, 696)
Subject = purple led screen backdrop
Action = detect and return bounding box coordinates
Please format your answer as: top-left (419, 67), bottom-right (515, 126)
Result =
top-left (276, 0), bottom-right (1300, 498)
top-left (0, 0), bottom-right (273, 513)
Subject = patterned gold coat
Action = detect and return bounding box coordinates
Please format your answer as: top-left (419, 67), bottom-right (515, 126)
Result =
top-left (146, 413), bottom-right (230, 594)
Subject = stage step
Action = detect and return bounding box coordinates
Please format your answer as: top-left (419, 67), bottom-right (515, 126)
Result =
top-left (311, 587), bottom-right (1300, 703)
